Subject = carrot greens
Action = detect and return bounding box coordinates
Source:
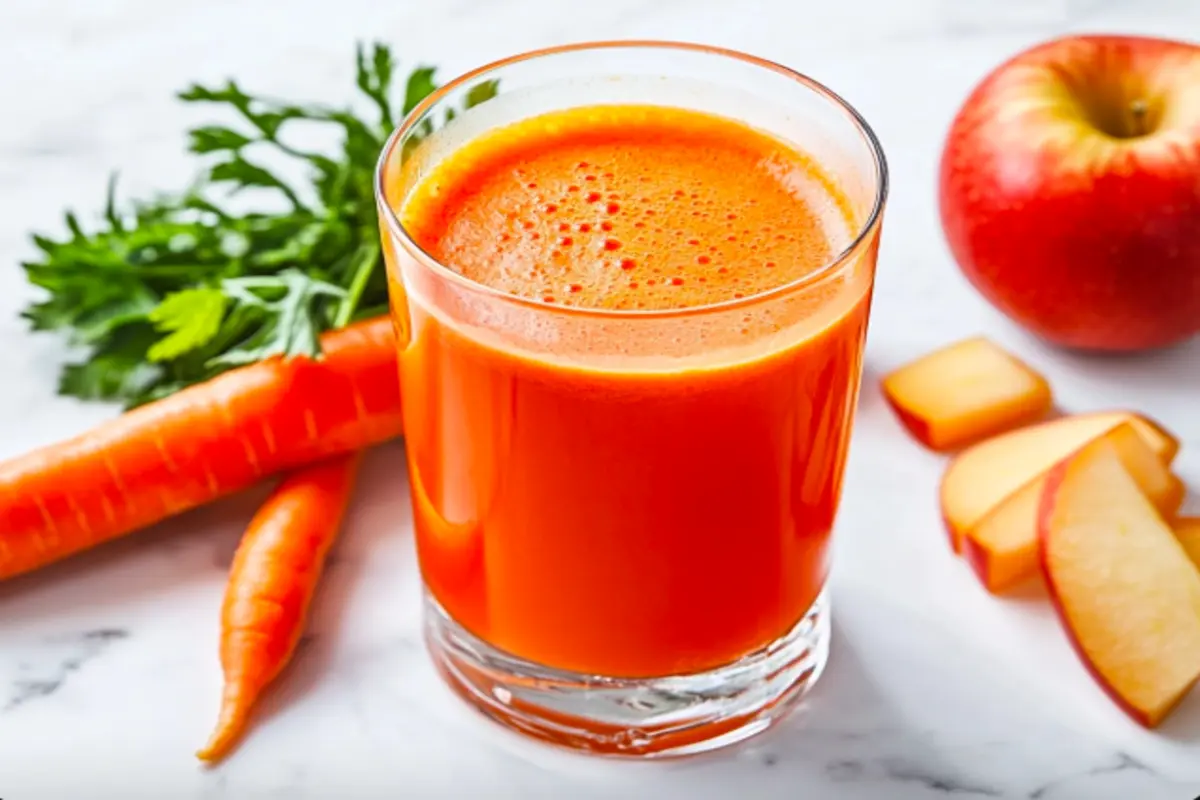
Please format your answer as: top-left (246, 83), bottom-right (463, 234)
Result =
top-left (21, 43), bottom-right (496, 408)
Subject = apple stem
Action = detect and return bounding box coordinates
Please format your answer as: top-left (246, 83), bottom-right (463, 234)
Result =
top-left (1129, 99), bottom-right (1149, 137)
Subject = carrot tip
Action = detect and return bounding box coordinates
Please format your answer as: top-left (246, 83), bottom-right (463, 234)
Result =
top-left (196, 453), bottom-right (362, 764)
top-left (196, 720), bottom-right (242, 764)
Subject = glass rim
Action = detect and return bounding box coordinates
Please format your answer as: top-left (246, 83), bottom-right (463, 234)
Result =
top-left (374, 39), bottom-right (889, 320)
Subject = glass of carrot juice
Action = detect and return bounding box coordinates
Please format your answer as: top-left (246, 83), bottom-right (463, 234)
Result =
top-left (376, 41), bottom-right (887, 757)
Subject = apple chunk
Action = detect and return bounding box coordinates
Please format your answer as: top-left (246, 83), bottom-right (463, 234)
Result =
top-left (963, 422), bottom-right (1185, 592)
top-left (1040, 439), bottom-right (1200, 728)
top-left (941, 411), bottom-right (1178, 551)
top-left (1175, 518), bottom-right (1200, 570)
top-left (882, 337), bottom-right (1052, 451)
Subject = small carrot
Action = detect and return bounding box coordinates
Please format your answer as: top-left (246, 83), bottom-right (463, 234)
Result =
top-left (197, 452), bottom-right (362, 762)
top-left (0, 316), bottom-right (402, 581)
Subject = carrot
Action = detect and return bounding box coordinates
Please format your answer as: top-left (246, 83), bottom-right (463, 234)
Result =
top-left (0, 316), bottom-right (402, 580)
top-left (197, 452), bottom-right (362, 762)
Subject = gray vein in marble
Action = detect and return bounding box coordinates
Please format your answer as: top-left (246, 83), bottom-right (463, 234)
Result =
top-left (826, 756), bottom-right (1003, 797)
top-left (3, 627), bottom-right (128, 712)
top-left (1025, 752), bottom-right (1153, 800)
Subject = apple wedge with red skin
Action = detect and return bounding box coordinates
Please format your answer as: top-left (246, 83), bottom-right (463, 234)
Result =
top-left (1039, 439), bottom-right (1200, 728)
top-left (940, 410), bottom-right (1178, 552)
top-left (1176, 517), bottom-right (1200, 570)
top-left (962, 421), bottom-right (1184, 592)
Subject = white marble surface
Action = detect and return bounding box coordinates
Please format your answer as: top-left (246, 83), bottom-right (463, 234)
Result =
top-left (1, 0), bottom-right (1199, 797)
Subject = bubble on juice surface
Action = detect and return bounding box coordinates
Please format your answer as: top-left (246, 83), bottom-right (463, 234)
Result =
top-left (404, 104), bottom-right (854, 316)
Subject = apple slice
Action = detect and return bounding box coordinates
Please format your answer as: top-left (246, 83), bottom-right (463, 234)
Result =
top-left (1040, 438), bottom-right (1200, 728)
top-left (882, 337), bottom-right (1052, 451)
top-left (941, 410), bottom-right (1177, 551)
top-left (963, 422), bottom-right (1185, 592)
top-left (1132, 415), bottom-right (1182, 464)
top-left (1175, 517), bottom-right (1200, 570)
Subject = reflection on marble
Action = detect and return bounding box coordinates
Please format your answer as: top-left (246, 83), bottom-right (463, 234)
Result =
top-left (1, 0), bottom-right (1199, 797)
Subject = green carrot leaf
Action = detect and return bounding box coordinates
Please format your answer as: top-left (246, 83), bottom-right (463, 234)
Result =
top-left (187, 125), bottom-right (254, 154)
top-left (146, 287), bottom-right (228, 362)
top-left (58, 323), bottom-right (163, 404)
top-left (403, 66), bottom-right (438, 116)
top-left (209, 270), bottom-right (345, 367)
top-left (464, 79), bottom-right (499, 109)
top-left (19, 42), bottom-right (479, 405)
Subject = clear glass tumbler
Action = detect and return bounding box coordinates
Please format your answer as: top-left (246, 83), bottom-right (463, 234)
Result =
top-left (376, 41), bottom-right (886, 757)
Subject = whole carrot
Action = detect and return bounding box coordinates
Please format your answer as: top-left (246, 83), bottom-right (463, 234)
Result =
top-left (197, 452), bottom-right (362, 762)
top-left (0, 316), bottom-right (401, 580)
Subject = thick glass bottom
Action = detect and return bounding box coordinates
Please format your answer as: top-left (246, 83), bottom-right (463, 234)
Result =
top-left (423, 588), bottom-right (830, 757)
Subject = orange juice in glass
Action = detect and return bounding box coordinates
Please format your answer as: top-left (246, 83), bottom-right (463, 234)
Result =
top-left (376, 42), bottom-right (886, 756)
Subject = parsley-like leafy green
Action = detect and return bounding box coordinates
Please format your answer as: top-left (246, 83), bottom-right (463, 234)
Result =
top-left (145, 287), bottom-right (227, 362)
top-left (21, 43), bottom-right (497, 408)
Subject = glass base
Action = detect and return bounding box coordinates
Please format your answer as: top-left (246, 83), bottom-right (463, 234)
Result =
top-left (423, 589), bottom-right (830, 757)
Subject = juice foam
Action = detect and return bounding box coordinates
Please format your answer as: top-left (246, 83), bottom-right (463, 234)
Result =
top-left (402, 105), bottom-right (853, 312)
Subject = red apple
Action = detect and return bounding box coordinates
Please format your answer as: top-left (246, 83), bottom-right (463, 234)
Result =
top-left (939, 35), bottom-right (1200, 352)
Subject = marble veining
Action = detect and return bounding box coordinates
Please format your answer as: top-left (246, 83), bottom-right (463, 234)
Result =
top-left (826, 757), bottom-right (1005, 797)
top-left (1025, 753), bottom-right (1153, 800)
top-left (3, 628), bottom-right (129, 713)
top-left (1, 0), bottom-right (1199, 798)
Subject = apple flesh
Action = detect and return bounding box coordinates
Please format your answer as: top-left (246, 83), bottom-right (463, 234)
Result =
top-left (882, 337), bottom-right (1052, 451)
top-left (1040, 438), bottom-right (1200, 727)
top-left (940, 34), bottom-right (1200, 351)
top-left (941, 410), bottom-right (1177, 551)
top-left (963, 422), bottom-right (1184, 592)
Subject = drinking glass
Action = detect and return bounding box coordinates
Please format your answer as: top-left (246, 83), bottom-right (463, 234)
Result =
top-left (376, 41), bottom-right (887, 757)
